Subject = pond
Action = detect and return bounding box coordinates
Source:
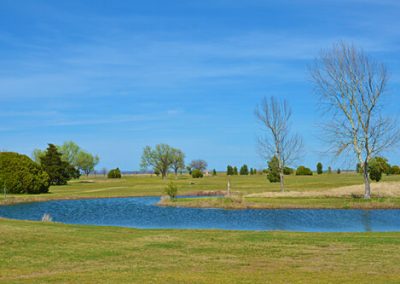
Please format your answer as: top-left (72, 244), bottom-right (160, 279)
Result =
top-left (0, 196), bottom-right (399, 232)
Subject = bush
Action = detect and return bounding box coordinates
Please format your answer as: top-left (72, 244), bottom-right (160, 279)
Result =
top-left (296, 166), bottom-right (313, 176)
top-left (108, 168), bottom-right (122, 178)
top-left (191, 169), bottom-right (203, 178)
top-left (212, 169), bottom-right (217, 176)
top-left (165, 182), bottom-right (178, 199)
top-left (267, 156), bottom-right (280, 183)
top-left (0, 152), bottom-right (50, 194)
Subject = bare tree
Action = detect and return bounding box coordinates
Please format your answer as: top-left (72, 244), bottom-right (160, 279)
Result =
top-left (255, 96), bottom-right (303, 192)
top-left (310, 42), bottom-right (400, 198)
top-left (171, 148), bottom-right (185, 176)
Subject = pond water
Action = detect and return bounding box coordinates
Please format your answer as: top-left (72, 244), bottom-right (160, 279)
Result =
top-left (0, 196), bottom-right (400, 232)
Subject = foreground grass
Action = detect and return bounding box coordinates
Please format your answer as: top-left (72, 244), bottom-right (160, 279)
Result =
top-left (1, 218), bottom-right (400, 283)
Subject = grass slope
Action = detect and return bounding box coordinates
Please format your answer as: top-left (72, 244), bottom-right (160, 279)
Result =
top-left (1, 219), bottom-right (400, 283)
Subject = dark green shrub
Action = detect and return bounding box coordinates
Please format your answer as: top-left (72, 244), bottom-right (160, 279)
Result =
top-left (191, 169), bottom-right (203, 178)
top-left (267, 156), bottom-right (280, 183)
top-left (212, 169), bottom-right (217, 176)
top-left (108, 168), bottom-right (122, 178)
top-left (337, 168), bottom-right (341, 174)
top-left (295, 166), bottom-right (313, 176)
top-left (0, 152), bottom-right (50, 194)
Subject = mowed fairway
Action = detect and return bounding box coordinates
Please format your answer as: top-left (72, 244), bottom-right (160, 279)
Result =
top-left (0, 219), bottom-right (400, 283)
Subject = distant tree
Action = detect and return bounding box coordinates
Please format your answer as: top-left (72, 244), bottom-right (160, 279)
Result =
top-left (191, 169), bottom-right (203, 178)
top-left (102, 167), bottom-right (107, 177)
top-left (32, 149), bottom-right (45, 164)
top-left (40, 144), bottom-right (74, 185)
top-left (390, 165), bottom-right (400, 175)
top-left (368, 157), bottom-right (390, 182)
top-left (186, 166), bottom-right (192, 175)
top-left (108, 168), bottom-right (122, 179)
top-left (226, 165), bottom-right (234, 175)
top-left (171, 149), bottom-right (185, 176)
top-left (57, 141), bottom-right (81, 167)
top-left (190, 159), bottom-right (208, 171)
top-left (253, 169), bottom-right (257, 175)
top-left (233, 166), bottom-right (238, 175)
top-left (316, 162), bottom-right (323, 174)
top-left (240, 164), bottom-right (249, 175)
top-left (267, 156), bottom-right (280, 183)
top-left (337, 169), bottom-right (341, 174)
top-left (296, 166), bottom-right (313, 176)
top-left (356, 163), bottom-right (362, 174)
top-left (310, 42), bottom-right (400, 198)
top-left (140, 144), bottom-right (175, 179)
top-left (249, 168), bottom-right (254, 175)
top-left (76, 151), bottom-right (99, 176)
top-left (327, 166), bottom-right (332, 174)
top-left (255, 96), bottom-right (303, 192)
top-left (212, 169), bottom-right (217, 176)
top-left (283, 167), bottom-right (294, 175)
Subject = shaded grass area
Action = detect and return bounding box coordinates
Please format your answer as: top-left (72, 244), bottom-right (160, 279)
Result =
top-left (1, 218), bottom-right (400, 283)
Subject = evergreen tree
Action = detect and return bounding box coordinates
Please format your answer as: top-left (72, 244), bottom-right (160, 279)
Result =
top-left (40, 144), bottom-right (74, 185)
top-left (212, 169), bottom-right (217, 176)
top-left (337, 168), bottom-right (341, 174)
top-left (327, 166), bottom-right (332, 174)
top-left (226, 165), bottom-right (233, 175)
top-left (267, 156), bottom-right (280, 183)
top-left (316, 162), bottom-right (323, 174)
top-left (233, 166), bottom-right (238, 175)
top-left (240, 164), bottom-right (249, 175)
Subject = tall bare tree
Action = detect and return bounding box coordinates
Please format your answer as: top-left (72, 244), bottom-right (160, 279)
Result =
top-left (255, 96), bottom-right (303, 192)
top-left (310, 42), bottom-right (399, 198)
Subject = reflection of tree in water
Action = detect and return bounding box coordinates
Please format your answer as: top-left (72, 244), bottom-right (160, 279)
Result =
top-left (361, 211), bottom-right (372, 232)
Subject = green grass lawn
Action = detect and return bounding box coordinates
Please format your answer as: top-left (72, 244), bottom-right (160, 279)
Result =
top-left (1, 218), bottom-right (400, 283)
top-left (1, 174), bottom-right (400, 283)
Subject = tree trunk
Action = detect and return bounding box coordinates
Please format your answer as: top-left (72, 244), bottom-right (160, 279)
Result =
top-left (363, 161), bottom-right (371, 199)
top-left (279, 172), bottom-right (284, 192)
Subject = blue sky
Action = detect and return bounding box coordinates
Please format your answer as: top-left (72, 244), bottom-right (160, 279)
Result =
top-left (1, 0), bottom-right (400, 171)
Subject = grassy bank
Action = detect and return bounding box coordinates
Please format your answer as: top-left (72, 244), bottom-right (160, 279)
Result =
top-left (1, 173), bottom-right (399, 208)
top-left (0, 218), bottom-right (399, 283)
top-left (161, 195), bottom-right (400, 209)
